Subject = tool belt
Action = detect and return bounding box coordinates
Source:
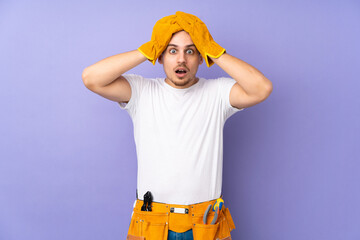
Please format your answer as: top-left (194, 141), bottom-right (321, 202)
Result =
top-left (126, 195), bottom-right (236, 240)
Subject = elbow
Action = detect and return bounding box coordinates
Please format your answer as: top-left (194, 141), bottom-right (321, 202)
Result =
top-left (82, 68), bottom-right (91, 87)
top-left (258, 79), bottom-right (273, 101)
top-left (262, 82), bottom-right (273, 100)
top-left (266, 82), bottom-right (273, 95)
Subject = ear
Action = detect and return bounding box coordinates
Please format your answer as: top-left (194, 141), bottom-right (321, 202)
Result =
top-left (199, 54), bottom-right (204, 65)
top-left (158, 54), bottom-right (163, 64)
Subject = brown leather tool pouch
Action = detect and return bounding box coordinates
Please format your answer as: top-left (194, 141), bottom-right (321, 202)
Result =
top-left (127, 209), bottom-right (169, 240)
top-left (191, 207), bottom-right (235, 240)
top-left (192, 221), bottom-right (220, 240)
top-left (126, 198), bottom-right (236, 240)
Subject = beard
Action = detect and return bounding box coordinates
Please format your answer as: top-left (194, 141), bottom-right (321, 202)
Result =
top-left (170, 77), bottom-right (191, 87)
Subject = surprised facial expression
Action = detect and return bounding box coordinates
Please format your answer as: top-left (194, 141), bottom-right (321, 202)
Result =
top-left (158, 30), bottom-right (203, 89)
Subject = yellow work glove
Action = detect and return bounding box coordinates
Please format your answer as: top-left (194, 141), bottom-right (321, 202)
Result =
top-left (175, 11), bottom-right (226, 67)
top-left (138, 14), bottom-right (184, 65)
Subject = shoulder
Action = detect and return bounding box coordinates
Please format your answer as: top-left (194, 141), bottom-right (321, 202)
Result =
top-left (199, 77), bottom-right (218, 88)
top-left (201, 76), bottom-right (236, 89)
top-left (122, 73), bottom-right (159, 87)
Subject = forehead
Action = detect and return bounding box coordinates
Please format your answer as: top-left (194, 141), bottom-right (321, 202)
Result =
top-left (168, 30), bottom-right (194, 47)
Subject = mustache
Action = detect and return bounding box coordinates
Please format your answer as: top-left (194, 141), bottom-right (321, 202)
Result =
top-left (174, 66), bottom-right (189, 70)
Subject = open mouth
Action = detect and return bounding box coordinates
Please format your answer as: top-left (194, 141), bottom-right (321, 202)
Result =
top-left (175, 69), bottom-right (187, 77)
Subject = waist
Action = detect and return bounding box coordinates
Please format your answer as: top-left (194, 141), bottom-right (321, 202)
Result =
top-left (136, 186), bottom-right (223, 205)
top-left (133, 197), bottom-right (224, 216)
top-left (132, 196), bottom-right (225, 233)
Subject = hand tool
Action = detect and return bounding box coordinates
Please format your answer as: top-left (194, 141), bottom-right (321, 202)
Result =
top-left (141, 191), bottom-right (153, 211)
top-left (203, 198), bottom-right (224, 224)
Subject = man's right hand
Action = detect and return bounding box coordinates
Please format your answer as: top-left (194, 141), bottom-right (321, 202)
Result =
top-left (137, 13), bottom-right (184, 65)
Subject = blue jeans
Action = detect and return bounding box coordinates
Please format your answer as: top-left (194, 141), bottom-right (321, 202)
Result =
top-left (168, 229), bottom-right (194, 240)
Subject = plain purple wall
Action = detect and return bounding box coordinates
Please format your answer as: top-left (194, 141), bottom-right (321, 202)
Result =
top-left (1, 0), bottom-right (359, 239)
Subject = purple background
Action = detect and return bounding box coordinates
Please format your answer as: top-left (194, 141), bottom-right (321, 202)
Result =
top-left (1, 0), bottom-right (359, 239)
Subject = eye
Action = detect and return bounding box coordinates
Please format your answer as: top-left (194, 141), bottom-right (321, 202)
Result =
top-left (187, 49), bottom-right (194, 54)
top-left (169, 49), bottom-right (176, 54)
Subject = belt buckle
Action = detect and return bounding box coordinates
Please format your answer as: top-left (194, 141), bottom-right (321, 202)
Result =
top-left (170, 207), bottom-right (189, 214)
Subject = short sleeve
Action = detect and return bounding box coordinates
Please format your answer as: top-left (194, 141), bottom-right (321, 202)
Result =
top-left (218, 77), bottom-right (245, 120)
top-left (117, 73), bottom-right (147, 117)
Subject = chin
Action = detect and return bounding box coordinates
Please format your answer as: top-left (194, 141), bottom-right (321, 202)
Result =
top-left (174, 80), bottom-right (189, 86)
top-left (172, 78), bottom-right (190, 86)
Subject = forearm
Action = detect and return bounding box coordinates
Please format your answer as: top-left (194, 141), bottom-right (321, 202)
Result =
top-left (211, 53), bottom-right (273, 98)
top-left (82, 49), bottom-right (147, 87)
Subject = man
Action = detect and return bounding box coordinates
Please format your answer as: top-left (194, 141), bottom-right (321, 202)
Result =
top-left (82, 11), bottom-right (272, 240)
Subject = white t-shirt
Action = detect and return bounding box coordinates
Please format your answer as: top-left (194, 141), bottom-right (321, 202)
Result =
top-left (118, 74), bottom-right (244, 205)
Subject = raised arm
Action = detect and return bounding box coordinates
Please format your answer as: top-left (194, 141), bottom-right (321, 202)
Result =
top-left (82, 13), bottom-right (187, 103)
top-left (211, 53), bottom-right (273, 109)
top-left (174, 11), bottom-right (273, 109)
top-left (81, 49), bottom-right (147, 103)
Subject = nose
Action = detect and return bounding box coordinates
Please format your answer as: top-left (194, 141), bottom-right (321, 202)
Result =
top-left (177, 51), bottom-right (186, 64)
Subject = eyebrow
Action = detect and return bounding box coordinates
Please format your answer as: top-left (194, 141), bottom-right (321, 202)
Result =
top-left (167, 44), bottom-right (196, 48)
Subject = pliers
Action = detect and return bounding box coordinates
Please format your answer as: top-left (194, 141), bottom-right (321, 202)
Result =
top-left (203, 199), bottom-right (224, 224)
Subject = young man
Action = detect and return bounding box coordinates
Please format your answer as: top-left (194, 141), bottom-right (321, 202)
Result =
top-left (82, 11), bottom-right (272, 240)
